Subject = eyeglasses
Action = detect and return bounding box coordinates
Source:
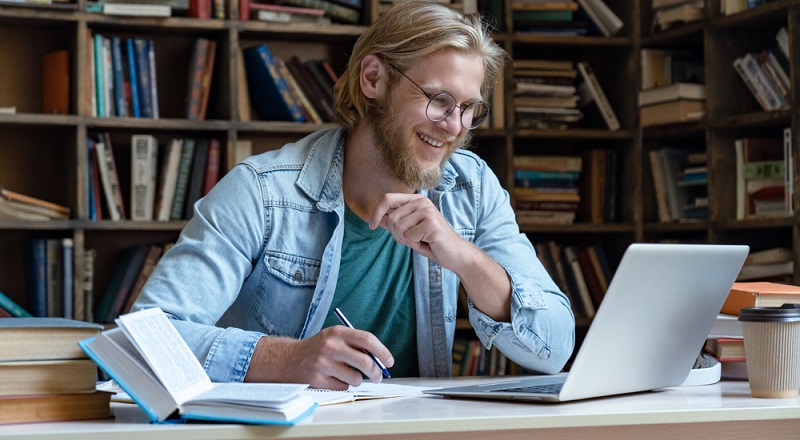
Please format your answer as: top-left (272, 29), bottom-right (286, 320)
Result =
top-left (387, 63), bottom-right (490, 130)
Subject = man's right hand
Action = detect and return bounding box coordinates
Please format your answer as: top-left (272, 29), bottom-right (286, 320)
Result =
top-left (243, 326), bottom-right (394, 390)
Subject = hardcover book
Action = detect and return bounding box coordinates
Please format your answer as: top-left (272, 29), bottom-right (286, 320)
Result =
top-left (0, 317), bottom-right (102, 362)
top-left (243, 44), bottom-right (306, 122)
top-left (721, 282), bottom-right (800, 315)
top-left (79, 307), bottom-right (317, 424)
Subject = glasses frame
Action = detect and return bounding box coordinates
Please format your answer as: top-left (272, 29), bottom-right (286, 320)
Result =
top-left (386, 63), bottom-right (490, 130)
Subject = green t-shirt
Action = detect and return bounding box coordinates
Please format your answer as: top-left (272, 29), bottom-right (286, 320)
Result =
top-left (322, 203), bottom-right (419, 377)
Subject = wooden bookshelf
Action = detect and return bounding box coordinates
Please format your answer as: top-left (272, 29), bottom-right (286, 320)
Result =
top-left (1, 0), bottom-right (798, 375)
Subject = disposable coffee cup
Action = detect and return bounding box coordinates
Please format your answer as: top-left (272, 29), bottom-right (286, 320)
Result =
top-left (738, 304), bottom-right (800, 398)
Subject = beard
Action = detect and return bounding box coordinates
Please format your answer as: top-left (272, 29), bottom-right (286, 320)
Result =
top-left (368, 93), bottom-right (472, 190)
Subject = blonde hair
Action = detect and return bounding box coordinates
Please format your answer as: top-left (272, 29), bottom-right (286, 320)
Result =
top-left (333, 1), bottom-right (506, 131)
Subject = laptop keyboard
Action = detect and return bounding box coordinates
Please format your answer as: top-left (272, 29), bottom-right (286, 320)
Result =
top-left (495, 383), bottom-right (564, 395)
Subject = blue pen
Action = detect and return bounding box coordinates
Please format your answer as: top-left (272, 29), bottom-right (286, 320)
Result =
top-left (333, 307), bottom-right (391, 378)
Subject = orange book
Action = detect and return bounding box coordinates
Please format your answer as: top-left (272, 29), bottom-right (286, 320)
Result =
top-left (42, 50), bottom-right (70, 115)
top-left (721, 282), bottom-right (800, 315)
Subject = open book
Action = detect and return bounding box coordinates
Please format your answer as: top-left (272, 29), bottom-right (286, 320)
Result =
top-left (79, 307), bottom-right (316, 425)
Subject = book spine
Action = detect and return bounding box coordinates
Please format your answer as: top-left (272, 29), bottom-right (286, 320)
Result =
top-left (94, 34), bottom-right (106, 118)
top-left (131, 134), bottom-right (158, 221)
top-left (183, 139), bottom-right (209, 219)
top-left (0, 290), bottom-right (32, 317)
top-left (126, 38), bottom-right (141, 118)
top-left (133, 38), bottom-right (153, 118)
top-left (197, 40), bottom-right (216, 121)
top-left (87, 30), bottom-right (97, 117)
top-left (185, 38), bottom-right (209, 120)
top-left (785, 127), bottom-right (794, 215)
top-left (741, 52), bottom-right (788, 110)
top-left (95, 134), bottom-right (125, 220)
top-left (260, 46), bottom-right (305, 122)
top-left (28, 238), bottom-right (48, 317)
top-left (148, 39), bottom-right (159, 119)
top-left (111, 37), bottom-right (127, 117)
top-left (170, 138), bottom-right (196, 220)
top-left (104, 37), bottom-right (114, 117)
top-left (577, 61), bottom-right (620, 130)
top-left (203, 138), bottom-right (221, 196)
top-left (156, 139), bottom-right (183, 221)
top-left (62, 237), bottom-right (74, 319)
top-left (82, 249), bottom-right (96, 322)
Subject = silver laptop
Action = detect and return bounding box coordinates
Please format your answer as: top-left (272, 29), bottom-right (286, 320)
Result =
top-left (424, 243), bottom-right (749, 402)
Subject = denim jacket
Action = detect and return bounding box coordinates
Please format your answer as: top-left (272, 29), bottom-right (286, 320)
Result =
top-left (133, 127), bottom-right (575, 382)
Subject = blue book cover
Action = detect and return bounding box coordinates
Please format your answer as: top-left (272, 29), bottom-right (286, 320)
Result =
top-left (133, 38), bottom-right (153, 118)
top-left (26, 238), bottom-right (48, 317)
top-left (242, 44), bottom-right (305, 122)
top-left (126, 38), bottom-right (141, 118)
top-left (110, 36), bottom-right (127, 117)
top-left (93, 34), bottom-right (106, 118)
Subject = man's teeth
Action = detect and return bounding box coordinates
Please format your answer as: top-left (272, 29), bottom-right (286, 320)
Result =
top-left (419, 133), bottom-right (444, 147)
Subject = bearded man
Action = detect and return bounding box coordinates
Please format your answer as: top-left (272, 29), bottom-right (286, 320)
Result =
top-left (133, 1), bottom-right (575, 390)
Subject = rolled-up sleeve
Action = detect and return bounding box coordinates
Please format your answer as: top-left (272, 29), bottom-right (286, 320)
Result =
top-left (467, 163), bottom-right (575, 374)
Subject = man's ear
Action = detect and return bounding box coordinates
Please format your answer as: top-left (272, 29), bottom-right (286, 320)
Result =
top-left (360, 54), bottom-right (388, 100)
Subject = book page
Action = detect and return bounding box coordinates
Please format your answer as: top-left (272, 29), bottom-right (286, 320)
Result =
top-left (118, 307), bottom-right (211, 404)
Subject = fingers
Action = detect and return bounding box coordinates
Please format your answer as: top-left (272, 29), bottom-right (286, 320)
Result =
top-left (299, 326), bottom-right (393, 388)
top-left (368, 193), bottom-right (426, 230)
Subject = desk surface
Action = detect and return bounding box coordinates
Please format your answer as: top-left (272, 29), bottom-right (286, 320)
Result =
top-left (2, 377), bottom-right (800, 440)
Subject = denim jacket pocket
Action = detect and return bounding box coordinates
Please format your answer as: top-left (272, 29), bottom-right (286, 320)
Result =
top-left (264, 251), bottom-right (321, 287)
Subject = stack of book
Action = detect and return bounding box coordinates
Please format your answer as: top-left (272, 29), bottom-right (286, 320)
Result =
top-left (0, 318), bottom-right (110, 425)
top-left (0, 188), bottom-right (70, 221)
top-left (639, 48), bottom-right (705, 127)
top-left (733, 29), bottom-right (792, 111)
top-left (511, 0), bottom-right (589, 36)
top-left (513, 155), bottom-right (582, 225)
top-left (705, 313), bottom-right (747, 380)
top-left (513, 59), bottom-right (582, 129)
top-left (651, 0), bottom-right (704, 32)
top-left (736, 248), bottom-right (794, 283)
top-left (242, 43), bottom-right (337, 123)
top-left (734, 133), bottom-right (789, 220)
top-left (242, 0), bottom-right (362, 24)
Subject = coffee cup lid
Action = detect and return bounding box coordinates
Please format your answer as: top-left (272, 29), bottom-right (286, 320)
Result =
top-left (738, 304), bottom-right (800, 322)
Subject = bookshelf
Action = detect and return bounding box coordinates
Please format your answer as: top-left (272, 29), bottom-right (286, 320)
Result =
top-left (0, 0), bottom-right (798, 374)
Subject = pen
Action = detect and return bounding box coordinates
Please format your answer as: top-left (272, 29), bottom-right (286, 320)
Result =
top-left (333, 307), bottom-right (391, 379)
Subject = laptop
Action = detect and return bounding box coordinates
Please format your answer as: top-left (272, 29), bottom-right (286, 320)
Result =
top-left (424, 243), bottom-right (749, 402)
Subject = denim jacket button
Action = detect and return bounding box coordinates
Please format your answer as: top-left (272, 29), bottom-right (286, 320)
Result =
top-left (293, 270), bottom-right (302, 281)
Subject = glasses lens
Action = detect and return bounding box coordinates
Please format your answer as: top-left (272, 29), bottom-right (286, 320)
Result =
top-left (463, 102), bottom-right (490, 129)
top-left (425, 93), bottom-right (457, 122)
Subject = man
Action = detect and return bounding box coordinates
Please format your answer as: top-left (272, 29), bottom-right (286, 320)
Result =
top-left (133, 1), bottom-right (575, 390)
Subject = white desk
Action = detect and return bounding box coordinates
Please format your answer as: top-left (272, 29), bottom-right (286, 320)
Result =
top-left (2, 377), bottom-right (799, 439)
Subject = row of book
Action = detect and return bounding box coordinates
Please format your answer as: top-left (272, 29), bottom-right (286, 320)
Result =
top-left (649, 148), bottom-right (708, 222)
top-left (242, 43), bottom-right (337, 123)
top-left (0, 318), bottom-right (110, 425)
top-left (533, 241), bottom-right (612, 320)
top-left (94, 243), bottom-right (172, 323)
top-left (735, 129), bottom-right (792, 220)
top-left (452, 339), bottom-right (525, 377)
top-left (510, 0), bottom-right (622, 37)
top-left (733, 27), bottom-right (792, 112)
top-left (23, 238), bottom-right (77, 320)
top-left (89, 33), bottom-right (160, 119)
top-left (89, 133), bottom-right (222, 222)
